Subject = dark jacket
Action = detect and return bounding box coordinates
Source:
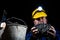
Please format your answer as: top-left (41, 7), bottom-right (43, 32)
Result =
top-left (26, 31), bottom-right (58, 40)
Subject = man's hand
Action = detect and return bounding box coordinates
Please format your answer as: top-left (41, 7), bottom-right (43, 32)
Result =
top-left (0, 22), bottom-right (6, 29)
top-left (31, 27), bottom-right (38, 34)
top-left (47, 26), bottom-right (56, 37)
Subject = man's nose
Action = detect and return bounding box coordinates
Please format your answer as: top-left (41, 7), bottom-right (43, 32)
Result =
top-left (40, 19), bottom-right (43, 22)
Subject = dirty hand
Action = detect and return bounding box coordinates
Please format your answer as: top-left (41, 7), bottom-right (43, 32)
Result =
top-left (31, 27), bottom-right (39, 34)
top-left (47, 26), bottom-right (56, 37)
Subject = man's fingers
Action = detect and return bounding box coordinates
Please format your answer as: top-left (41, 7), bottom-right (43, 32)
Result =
top-left (49, 26), bottom-right (56, 34)
top-left (31, 27), bottom-right (38, 34)
top-left (31, 27), bottom-right (36, 30)
top-left (49, 26), bottom-right (55, 30)
top-left (32, 29), bottom-right (38, 34)
top-left (32, 29), bottom-right (38, 32)
top-left (47, 31), bottom-right (56, 37)
top-left (51, 26), bottom-right (54, 29)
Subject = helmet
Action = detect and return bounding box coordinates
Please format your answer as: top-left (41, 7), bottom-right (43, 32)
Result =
top-left (32, 6), bottom-right (47, 19)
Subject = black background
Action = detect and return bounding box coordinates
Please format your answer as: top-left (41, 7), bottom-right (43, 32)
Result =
top-left (0, 0), bottom-right (60, 31)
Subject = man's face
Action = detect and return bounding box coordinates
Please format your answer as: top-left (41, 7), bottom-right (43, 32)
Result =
top-left (33, 17), bottom-right (47, 25)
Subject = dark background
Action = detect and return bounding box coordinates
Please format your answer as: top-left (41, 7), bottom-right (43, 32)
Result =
top-left (0, 0), bottom-right (60, 31)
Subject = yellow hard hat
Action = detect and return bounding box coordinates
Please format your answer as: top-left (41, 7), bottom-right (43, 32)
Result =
top-left (32, 6), bottom-right (47, 19)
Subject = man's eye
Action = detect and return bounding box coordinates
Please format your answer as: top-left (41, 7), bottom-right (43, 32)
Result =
top-left (40, 17), bottom-right (44, 19)
top-left (36, 18), bottom-right (40, 21)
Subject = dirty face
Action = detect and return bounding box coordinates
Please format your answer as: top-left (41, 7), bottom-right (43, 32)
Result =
top-left (33, 17), bottom-right (47, 25)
